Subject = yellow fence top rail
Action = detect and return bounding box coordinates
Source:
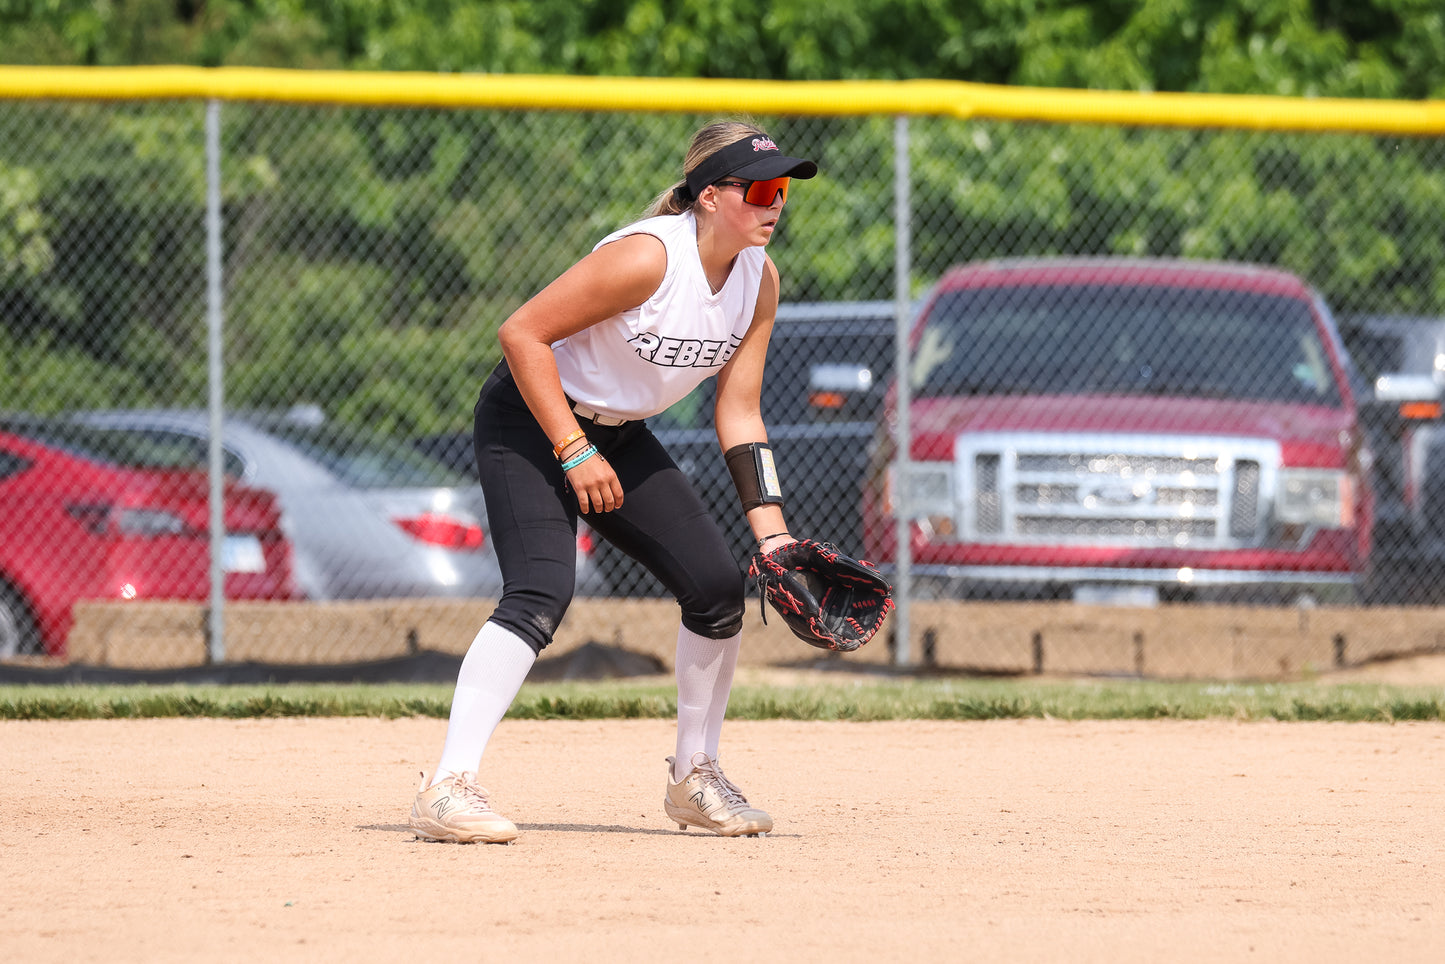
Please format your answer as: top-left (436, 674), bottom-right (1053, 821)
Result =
top-left (2, 65), bottom-right (1444, 135)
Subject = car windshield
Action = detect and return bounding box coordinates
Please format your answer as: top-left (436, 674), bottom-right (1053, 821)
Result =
top-left (911, 284), bottom-right (1343, 406)
top-left (260, 422), bottom-right (471, 488)
top-left (1, 416), bottom-right (468, 488)
top-left (0, 420), bottom-right (229, 473)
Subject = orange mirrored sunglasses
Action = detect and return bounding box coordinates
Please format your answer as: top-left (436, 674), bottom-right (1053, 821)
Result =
top-left (715, 177), bottom-right (790, 206)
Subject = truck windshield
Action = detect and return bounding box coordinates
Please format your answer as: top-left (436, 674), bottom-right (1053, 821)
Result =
top-left (911, 284), bottom-right (1342, 406)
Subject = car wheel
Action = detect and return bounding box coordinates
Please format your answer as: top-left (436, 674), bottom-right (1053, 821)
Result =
top-left (0, 581), bottom-right (42, 659)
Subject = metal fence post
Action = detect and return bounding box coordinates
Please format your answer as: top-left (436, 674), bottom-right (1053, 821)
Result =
top-left (892, 114), bottom-right (913, 667)
top-left (205, 98), bottom-right (226, 664)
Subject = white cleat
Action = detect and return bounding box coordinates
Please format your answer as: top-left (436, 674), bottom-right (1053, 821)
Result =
top-left (409, 770), bottom-right (519, 844)
top-left (663, 752), bottom-right (773, 837)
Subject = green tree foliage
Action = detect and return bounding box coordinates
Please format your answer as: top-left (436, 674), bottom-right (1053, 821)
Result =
top-left (2, 1), bottom-right (1443, 96)
top-left (2, 2), bottom-right (1444, 436)
top-left (0, 162), bottom-right (50, 283)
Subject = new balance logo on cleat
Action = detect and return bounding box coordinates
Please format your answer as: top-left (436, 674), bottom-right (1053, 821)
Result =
top-left (664, 753), bottom-right (773, 838)
top-left (409, 771), bottom-right (519, 845)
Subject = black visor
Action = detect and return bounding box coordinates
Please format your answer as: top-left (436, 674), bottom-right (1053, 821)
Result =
top-left (678, 134), bottom-right (818, 202)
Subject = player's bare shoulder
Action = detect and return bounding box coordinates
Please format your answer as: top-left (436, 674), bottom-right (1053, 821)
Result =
top-left (750, 255), bottom-right (781, 330)
top-left (592, 231), bottom-right (668, 288)
top-left (564, 232), bottom-right (667, 313)
top-left (760, 252), bottom-right (780, 293)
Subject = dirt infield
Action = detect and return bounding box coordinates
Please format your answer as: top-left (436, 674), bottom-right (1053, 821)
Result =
top-left (2, 714), bottom-right (1442, 963)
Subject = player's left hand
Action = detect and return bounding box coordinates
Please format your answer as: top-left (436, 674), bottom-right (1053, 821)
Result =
top-left (748, 538), bottom-right (894, 652)
top-left (566, 452), bottom-right (624, 513)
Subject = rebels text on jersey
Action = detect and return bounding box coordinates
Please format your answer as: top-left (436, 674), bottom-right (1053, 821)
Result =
top-left (628, 332), bottom-right (743, 369)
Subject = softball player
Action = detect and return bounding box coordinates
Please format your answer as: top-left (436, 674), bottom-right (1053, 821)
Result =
top-left (409, 120), bottom-right (817, 843)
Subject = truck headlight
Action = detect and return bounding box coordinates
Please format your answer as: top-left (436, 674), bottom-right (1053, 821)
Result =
top-left (1275, 469), bottom-right (1352, 528)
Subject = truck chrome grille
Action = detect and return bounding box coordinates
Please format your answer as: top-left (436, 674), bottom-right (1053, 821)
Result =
top-left (961, 434), bottom-right (1279, 548)
top-left (1228, 460), bottom-right (1261, 539)
top-left (1015, 517), bottom-right (1218, 538)
top-left (974, 453), bottom-right (1003, 534)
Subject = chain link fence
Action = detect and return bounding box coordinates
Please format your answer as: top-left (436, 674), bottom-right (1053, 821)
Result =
top-left (4, 75), bottom-right (1445, 677)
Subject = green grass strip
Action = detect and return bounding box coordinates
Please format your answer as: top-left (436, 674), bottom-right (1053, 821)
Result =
top-left (2, 677), bottom-right (1443, 722)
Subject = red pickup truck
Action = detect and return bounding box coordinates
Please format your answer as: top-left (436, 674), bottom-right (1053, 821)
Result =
top-left (862, 257), bottom-right (1374, 606)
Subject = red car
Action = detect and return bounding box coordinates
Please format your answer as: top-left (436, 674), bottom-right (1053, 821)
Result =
top-left (0, 429), bottom-right (300, 657)
top-left (863, 257), bottom-right (1374, 606)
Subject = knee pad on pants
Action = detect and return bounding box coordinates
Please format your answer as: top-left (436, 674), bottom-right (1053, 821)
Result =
top-left (681, 607), bottom-right (744, 640)
top-left (488, 590), bottom-right (572, 655)
top-left (679, 575), bottom-right (746, 640)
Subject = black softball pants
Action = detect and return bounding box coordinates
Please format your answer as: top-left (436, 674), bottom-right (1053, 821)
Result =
top-left (472, 361), bottom-right (745, 654)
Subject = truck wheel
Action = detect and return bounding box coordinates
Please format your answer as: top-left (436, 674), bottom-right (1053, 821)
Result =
top-left (0, 582), bottom-right (42, 658)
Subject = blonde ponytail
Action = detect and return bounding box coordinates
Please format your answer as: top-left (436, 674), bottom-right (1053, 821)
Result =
top-left (640, 119), bottom-right (770, 220)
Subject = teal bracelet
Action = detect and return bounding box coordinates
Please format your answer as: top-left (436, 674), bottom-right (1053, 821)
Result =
top-left (560, 443), bottom-right (599, 472)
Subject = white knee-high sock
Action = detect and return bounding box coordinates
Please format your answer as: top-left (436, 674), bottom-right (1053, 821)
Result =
top-left (430, 622), bottom-right (537, 785)
top-left (673, 624), bottom-right (741, 782)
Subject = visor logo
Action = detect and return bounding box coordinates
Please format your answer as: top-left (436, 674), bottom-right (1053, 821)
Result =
top-left (752, 137), bottom-right (778, 153)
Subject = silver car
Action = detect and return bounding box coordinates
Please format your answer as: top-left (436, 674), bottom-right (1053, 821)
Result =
top-left (66, 409), bottom-right (509, 601)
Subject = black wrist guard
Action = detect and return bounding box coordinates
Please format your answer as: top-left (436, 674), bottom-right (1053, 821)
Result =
top-left (725, 442), bottom-right (784, 512)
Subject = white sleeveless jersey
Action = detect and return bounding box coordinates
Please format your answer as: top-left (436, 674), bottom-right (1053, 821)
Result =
top-left (552, 211), bottom-right (767, 421)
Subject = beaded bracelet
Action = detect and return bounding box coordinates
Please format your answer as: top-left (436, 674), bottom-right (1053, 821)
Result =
top-left (553, 429), bottom-right (587, 460)
top-left (560, 443), bottom-right (599, 472)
